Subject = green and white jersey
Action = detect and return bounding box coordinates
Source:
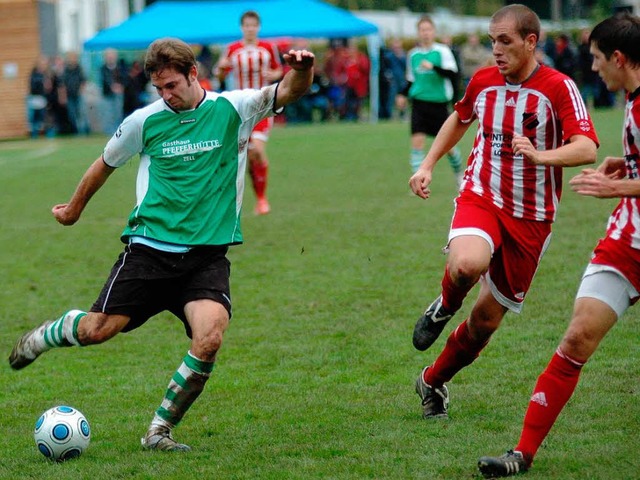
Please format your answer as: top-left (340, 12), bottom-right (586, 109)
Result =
top-left (103, 84), bottom-right (278, 247)
top-left (406, 43), bottom-right (458, 103)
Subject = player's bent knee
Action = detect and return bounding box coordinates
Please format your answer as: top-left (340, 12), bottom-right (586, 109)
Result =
top-left (450, 264), bottom-right (483, 289)
top-left (192, 331), bottom-right (224, 359)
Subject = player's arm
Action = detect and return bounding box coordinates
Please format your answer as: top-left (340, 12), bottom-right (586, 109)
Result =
top-left (266, 65), bottom-right (284, 83)
top-left (274, 50), bottom-right (314, 110)
top-left (570, 166), bottom-right (640, 198)
top-left (214, 53), bottom-right (232, 81)
top-left (52, 156), bottom-right (116, 226)
top-left (409, 111), bottom-right (471, 199)
top-left (596, 156), bottom-right (627, 178)
top-left (512, 133), bottom-right (597, 167)
top-left (395, 81), bottom-right (412, 110)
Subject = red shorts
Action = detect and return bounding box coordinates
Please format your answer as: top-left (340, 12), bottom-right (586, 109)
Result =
top-left (591, 235), bottom-right (640, 294)
top-left (450, 192), bottom-right (552, 312)
top-left (250, 117), bottom-right (273, 143)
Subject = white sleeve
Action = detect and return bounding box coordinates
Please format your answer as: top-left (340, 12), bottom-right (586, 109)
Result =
top-left (102, 110), bottom-right (146, 168)
top-left (219, 84), bottom-right (278, 129)
top-left (406, 49), bottom-right (415, 83)
top-left (440, 45), bottom-right (459, 72)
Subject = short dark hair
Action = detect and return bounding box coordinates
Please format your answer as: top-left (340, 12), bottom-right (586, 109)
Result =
top-left (590, 13), bottom-right (640, 67)
top-left (491, 4), bottom-right (540, 42)
top-left (417, 15), bottom-right (434, 28)
top-left (144, 38), bottom-right (196, 79)
top-left (241, 10), bottom-right (260, 25)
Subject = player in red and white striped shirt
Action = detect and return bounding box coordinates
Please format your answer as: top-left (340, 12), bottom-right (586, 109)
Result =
top-left (408, 4), bottom-right (599, 421)
top-left (217, 10), bottom-right (283, 215)
top-left (479, 13), bottom-right (640, 477)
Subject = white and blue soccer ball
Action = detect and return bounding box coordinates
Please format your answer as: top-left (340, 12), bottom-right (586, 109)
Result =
top-left (34, 406), bottom-right (90, 461)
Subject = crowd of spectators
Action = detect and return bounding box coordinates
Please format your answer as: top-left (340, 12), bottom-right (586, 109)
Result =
top-left (27, 49), bottom-right (152, 138)
top-left (26, 28), bottom-right (621, 138)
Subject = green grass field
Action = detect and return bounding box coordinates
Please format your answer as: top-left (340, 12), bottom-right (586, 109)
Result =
top-left (0, 109), bottom-right (638, 480)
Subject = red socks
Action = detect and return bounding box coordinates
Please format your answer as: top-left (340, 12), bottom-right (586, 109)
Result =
top-left (424, 320), bottom-right (488, 387)
top-left (515, 349), bottom-right (584, 463)
top-left (441, 265), bottom-right (470, 312)
top-left (250, 161), bottom-right (268, 200)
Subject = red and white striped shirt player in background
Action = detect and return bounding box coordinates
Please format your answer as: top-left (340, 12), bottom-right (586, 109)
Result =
top-left (407, 4), bottom-right (600, 422)
top-left (216, 10), bottom-right (283, 215)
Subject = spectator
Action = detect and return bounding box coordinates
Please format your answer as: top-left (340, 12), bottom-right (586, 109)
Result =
top-left (379, 44), bottom-right (395, 119)
top-left (534, 46), bottom-right (554, 67)
top-left (26, 56), bottom-right (51, 138)
top-left (538, 29), bottom-right (556, 62)
top-left (62, 51), bottom-right (88, 134)
top-left (388, 38), bottom-right (408, 119)
top-left (123, 60), bottom-right (149, 117)
top-left (577, 28), bottom-right (598, 108)
top-left (100, 48), bottom-right (125, 135)
top-left (49, 55), bottom-right (72, 136)
top-left (323, 38), bottom-right (349, 120)
top-left (196, 61), bottom-right (214, 91)
top-left (460, 33), bottom-right (492, 86)
top-left (343, 44), bottom-right (369, 121)
top-left (380, 38), bottom-right (408, 120)
top-left (286, 72), bottom-right (330, 123)
top-left (552, 33), bottom-right (577, 79)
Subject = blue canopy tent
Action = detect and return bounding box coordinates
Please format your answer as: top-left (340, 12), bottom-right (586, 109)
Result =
top-left (84, 0), bottom-right (381, 120)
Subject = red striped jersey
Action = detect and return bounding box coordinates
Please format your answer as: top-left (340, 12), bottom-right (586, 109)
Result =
top-left (604, 89), bottom-right (640, 249)
top-left (455, 64), bottom-right (598, 222)
top-left (222, 40), bottom-right (281, 90)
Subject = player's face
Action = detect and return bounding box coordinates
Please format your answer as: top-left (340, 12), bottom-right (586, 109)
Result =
top-left (590, 43), bottom-right (623, 92)
top-left (417, 20), bottom-right (435, 46)
top-left (488, 15), bottom-right (537, 83)
top-left (151, 65), bottom-right (200, 111)
top-left (241, 17), bottom-right (260, 42)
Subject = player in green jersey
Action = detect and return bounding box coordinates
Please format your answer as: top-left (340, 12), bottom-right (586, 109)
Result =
top-left (397, 15), bottom-right (464, 187)
top-left (9, 38), bottom-right (314, 452)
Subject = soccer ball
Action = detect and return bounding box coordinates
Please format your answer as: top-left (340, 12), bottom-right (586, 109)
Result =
top-left (34, 406), bottom-right (91, 461)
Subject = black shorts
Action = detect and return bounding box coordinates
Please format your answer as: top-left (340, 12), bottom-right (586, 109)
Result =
top-left (410, 99), bottom-right (451, 137)
top-left (91, 243), bottom-right (231, 337)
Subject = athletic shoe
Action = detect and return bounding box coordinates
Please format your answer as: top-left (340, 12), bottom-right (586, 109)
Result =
top-left (456, 171), bottom-right (465, 189)
top-left (478, 450), bottom-right (529, 478)
top-left (141, 427), bottom-right (191, 452)
top-left (415, 367), bottom-right (449, 419)
top-left (254, 198), bottom-right (271, 215)
top-left (8, 320), bottom-right (54, 370)
top-left (412, 295), bottom-right (454, 351)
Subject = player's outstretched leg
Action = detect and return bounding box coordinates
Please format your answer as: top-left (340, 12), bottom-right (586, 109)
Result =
top-left (9, 310), bottom-right (85, 369)
top-left (141, 425), bottom-right (191, 452)
top-left (413, 295), bottom-right (455, 351)
top-left (141, 351), bottom-right (214, 452)
top-left (478, 450), bottom-right (530, 478)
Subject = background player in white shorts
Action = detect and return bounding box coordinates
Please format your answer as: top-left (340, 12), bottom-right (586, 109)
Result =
top-left (479, 12), bottom-right (640, 477)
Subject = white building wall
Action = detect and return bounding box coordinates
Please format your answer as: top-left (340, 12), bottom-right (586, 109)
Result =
top-left (56, 0), bottom-right (139, 53)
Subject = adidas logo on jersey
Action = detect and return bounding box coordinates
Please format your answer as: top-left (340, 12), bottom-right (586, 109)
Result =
top-left (531, 391), bottom-right (548, 407)
top-left (505, 97), bottom-right (517, 108)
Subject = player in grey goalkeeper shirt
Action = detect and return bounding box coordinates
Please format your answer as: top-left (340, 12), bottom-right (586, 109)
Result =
top-left (9, 38), bottom-right (315, 452)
